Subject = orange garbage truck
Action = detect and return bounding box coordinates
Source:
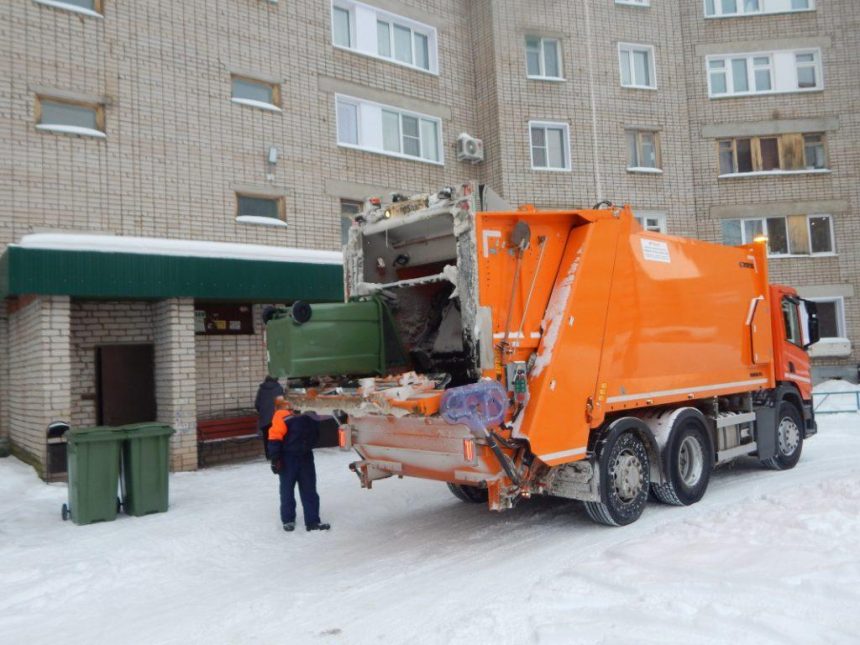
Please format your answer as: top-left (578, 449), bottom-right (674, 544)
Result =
top-left (265, 183), bottom-right (820, 526)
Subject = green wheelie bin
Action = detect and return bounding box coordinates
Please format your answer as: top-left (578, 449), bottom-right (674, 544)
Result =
top-left (63, 426), bottom-right (122, 525)
top-left (119, 423), bottom-right (175, 516)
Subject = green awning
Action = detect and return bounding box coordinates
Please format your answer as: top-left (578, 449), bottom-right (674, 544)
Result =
top-left (0, 235), bottom-right (344, 302)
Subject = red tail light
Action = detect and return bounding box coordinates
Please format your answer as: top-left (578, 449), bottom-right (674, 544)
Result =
top-left (338, 425), bottom-right (349, 450)
top-left (463, 438), bottom-right (475, 463)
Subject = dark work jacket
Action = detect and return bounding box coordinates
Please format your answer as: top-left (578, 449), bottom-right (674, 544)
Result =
top-left (267, 413), bottom-right (328, 457)
top-left (254, 377), bottom-right (284, 431)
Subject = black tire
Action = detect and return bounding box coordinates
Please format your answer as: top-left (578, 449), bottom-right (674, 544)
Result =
top-left (447, 483), bottom-right (488, 504)
top-left (584, 431), bottom-right (650, 527)
top-left (61, 503), bottom-right (70, 521)
top-left (652, 412), bottom-right (712, 506)
top-left (761, 401), bottom-right (804, 470)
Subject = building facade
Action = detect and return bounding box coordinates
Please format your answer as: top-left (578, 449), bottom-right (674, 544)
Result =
top-left (1, 0), bottom-right (856, 475)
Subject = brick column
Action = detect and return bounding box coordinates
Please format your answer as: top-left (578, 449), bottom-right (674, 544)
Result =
top-left (153, 298), bottom-right (198, 471)
top-left (6, 296), bottom-right (72, 476)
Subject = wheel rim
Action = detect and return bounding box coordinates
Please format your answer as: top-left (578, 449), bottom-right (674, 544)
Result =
top-left (677, 434), bottom-right (704, 487)
top-left (777, 416), bottom-right (801, 456)
top-left (611, 449), bottom-right (644, 503)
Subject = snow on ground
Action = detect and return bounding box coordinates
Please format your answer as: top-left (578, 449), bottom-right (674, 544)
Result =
top-left (1, 415), bottom-right (859, 645)
top-left (813, 379), bottom-right (860, 413)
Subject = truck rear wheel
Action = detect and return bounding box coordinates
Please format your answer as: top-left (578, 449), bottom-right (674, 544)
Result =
top-left (651, 414), bottom-right (712, 506)
top-left (447, 483), bottom-right (488, 504)
top-left (761, 401), bottom-right (804, 471)
top-left (584, 431), bottom-right (650, 527)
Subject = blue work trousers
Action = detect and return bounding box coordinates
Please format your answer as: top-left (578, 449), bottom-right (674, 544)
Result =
top-left (278, 452), bottom-right (321, 526)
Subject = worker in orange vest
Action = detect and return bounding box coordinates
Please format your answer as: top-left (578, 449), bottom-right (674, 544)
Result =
top-left (268, 396), bottom-right (336, 532)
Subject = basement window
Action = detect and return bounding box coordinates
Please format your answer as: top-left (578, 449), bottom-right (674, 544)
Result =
top-left (35, 96), bottom-right (105, 138)
top-left (231, 76), bottom-right (282, 112)
top-left (236, 194), bottom-right (287, 227)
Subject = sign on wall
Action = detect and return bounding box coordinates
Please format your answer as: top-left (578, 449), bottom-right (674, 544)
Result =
top-left (194, 303), bottom-right (254, 335)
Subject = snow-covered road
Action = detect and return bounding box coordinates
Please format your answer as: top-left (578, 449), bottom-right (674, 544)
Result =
top-left (1, 415), bottom-right (859, 645)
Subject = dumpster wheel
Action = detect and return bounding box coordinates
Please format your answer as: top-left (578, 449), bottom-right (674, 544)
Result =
top-left (61, 503), bottom-right (70, 521)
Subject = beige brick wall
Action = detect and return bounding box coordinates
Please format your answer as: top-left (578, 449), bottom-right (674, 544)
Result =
top-left (195, 304), bottom-right (268, 420)
top-left (6, 297), bottom-right (72, 473)
top-left (69, 300), bottom-right (155, 428)
top-left (153, 298), bottom-right (198, 471)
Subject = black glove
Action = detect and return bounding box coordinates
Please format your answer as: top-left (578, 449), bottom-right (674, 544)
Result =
top-left (332, 409), bottom-right (349, 424)
top-left (270, 457), bottom-right (281, 475)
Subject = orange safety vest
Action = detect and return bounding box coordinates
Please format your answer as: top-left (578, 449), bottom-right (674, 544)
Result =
top-left (268, 409), bottom-right (293, 442)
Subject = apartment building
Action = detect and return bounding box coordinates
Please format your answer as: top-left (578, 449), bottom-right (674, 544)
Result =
top-left (0, 0), bottom-right (856, 476)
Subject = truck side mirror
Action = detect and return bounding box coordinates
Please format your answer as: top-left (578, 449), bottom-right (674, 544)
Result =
top-left (802, 300), bottom-right (820, 349)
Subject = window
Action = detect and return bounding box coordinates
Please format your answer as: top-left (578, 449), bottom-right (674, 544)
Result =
top-left (332, 1), bottom-right (438, 74)
top-left (236, 194), bottom-right (286, 226)
top-left (525, 37), bottom-right (563, 79)
top-left (807, 297), bottom-right (846, 339)
top-left (34, 0), bottom-right (103, 18)
top-left (782, 297), bottom-right (803, 346)
top-left (335, 95), bottom-right (443, 164)
top-left (634, 212), bottom-right (667, 233)
top-left (717, 133), bottom-right (827, 176)
top-left (704, 0), bottom-right (814, 17)
top-left (332, 5), bottom-right (352, 48)
top-left (616, 0), bottom-right (650, 6)
top-left (707, 49), bottom-right (821, 97)
top-left (231, 76), bottom-right (281, 112)
top-left (529, 121), bottom-right (571, 171)
top-left (626, 130), bottom-right (661, 171)
top-left (721, 214), bottom-right (834, 256)
top-left (35, 96), bottom-right (105, 138)
top-left (340, 199), bottom-right (363, 245)
top-left (618, 44), bottom-right (656, 89)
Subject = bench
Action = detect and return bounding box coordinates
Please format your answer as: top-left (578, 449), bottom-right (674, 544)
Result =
top-left (197, 415), bottom-right (259, 466)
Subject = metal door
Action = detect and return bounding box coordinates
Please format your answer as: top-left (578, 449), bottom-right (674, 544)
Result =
top-left (97, 344), bottom-right (157, 426)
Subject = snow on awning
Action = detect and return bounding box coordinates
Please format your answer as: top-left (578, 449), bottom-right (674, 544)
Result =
top-left (1, 233), bottom-right (344, 302)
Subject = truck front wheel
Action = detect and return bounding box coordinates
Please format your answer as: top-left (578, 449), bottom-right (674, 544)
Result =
top-left (761, 401), bottom-right (804, 471)
top-left (447, 483), bottom-right (489, 503)
top-left (584, 431), bottom-right (650, 527)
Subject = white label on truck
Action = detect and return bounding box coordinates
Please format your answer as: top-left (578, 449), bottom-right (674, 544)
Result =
top-left (641, 238), bottom-right (671, 263)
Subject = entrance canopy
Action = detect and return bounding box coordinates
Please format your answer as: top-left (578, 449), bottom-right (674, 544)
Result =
top-left (0, 233), bottom-right (344, 302)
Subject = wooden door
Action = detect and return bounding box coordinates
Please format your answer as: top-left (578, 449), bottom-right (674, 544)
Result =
top-left (97, 345), bottom-right (157, 426)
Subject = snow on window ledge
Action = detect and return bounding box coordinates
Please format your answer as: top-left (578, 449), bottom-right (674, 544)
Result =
top-left (235, 215), bottom-right (288, 228)
top-left (526, 75), bottom-right (566, 83)
top-left (230, 98), bottom-right (282, 113)
top-left (33, 0), bottom-right (103, 18)
top-left (719, 169), bottom-right (831, 179)
top-left (36, 124), bottom-right (106, 139)
top-left (809, 337), bottom-right (852, 358)
top-left (626, 166), bottom-right (663, 174)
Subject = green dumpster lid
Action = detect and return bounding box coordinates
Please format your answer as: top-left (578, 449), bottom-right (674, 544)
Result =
top-left (66, 426), bottom-right (121, 442)
top-left (119, 423), bottom-right (176, 438)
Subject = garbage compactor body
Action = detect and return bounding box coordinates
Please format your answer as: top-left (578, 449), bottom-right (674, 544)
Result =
top-left (266, 184), bottom-right (817, 523)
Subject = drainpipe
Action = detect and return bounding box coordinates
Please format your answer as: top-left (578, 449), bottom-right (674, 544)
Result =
top-left (582, 0), bottom-right (603, 202)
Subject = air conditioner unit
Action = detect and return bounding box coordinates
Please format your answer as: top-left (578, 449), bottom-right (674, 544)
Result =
top-left (457, 133), bottom-right (484, 164)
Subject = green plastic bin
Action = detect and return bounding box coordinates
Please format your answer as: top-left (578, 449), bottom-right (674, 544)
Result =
top-left (63, 426), bottom-right (122, 525)
top-left (119, 423), bottom-right (175, 516)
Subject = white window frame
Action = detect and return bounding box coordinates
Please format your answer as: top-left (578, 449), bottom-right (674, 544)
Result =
top-left (618, 43), bottom-right (657, 90)
top-left (616, 0), bottom-right (651, 6)
top-left (331, 0), bottom-right (439, 75)
top-left (334, 94), bottom-right (444, 165)
top-left (33, 0), bottom-right (103, 18)
top-left (706, 49), bottom-right (823, 98)
top-left (806, 296), bottom-right (847, 340)
top-left (626, 129), bottom-right (662, 173)
top-left (634, 212), bottom-right (667, 233)
top-left (704, 0), bottom-right (815, 19)
top-left (525, 37), bottom-right (564, 81)
top-left (528, 121), bottom-right (572, 172)
top-left (722, 214), bottom-right (835, 257)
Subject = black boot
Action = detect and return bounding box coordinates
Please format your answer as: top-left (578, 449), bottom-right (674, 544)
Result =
top-left (283, 522), bottom-right (295, 532)
top-left (306, 522), bottom-right (330, 531)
